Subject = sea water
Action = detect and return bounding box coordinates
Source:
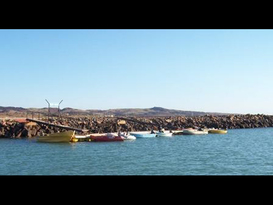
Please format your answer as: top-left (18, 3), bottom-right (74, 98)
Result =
top-left (1, 128), bottom-right (273, 175)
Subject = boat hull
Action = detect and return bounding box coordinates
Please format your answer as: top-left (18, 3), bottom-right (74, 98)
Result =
top-left (172, 132), bottom-right (183, 135)
top-left (37, 131), bottom-right (75, 143)
top-left (130, 132), bottom-right (156, 138)
top-left (121, 135), bottom-right (136, 140)
top-left (90, 134), bottom-right (124, 142)
top-left (156, 132), bottom-right (173, 137)
top-left (208, 129), bottom-right (227, 134)
top-left (182, 129), bottom-right (208, 135)
top-left (172, 130), bottom-right (184, 135)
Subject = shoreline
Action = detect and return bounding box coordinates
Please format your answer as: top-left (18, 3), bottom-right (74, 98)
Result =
top-left (1, 114), bottom-right (273, 139)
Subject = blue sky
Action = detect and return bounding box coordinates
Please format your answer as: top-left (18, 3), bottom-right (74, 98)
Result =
top-left (1, 29), bottom-right (273, 114)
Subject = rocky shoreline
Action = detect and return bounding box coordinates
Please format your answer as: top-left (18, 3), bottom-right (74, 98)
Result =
top-left (1, 114), bottom-right (273, 138)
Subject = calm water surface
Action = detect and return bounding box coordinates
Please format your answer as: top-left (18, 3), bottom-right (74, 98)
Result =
top-left (1, 128), bottom-right (273, 175)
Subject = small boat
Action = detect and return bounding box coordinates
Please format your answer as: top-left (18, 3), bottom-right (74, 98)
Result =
top-left (90, 133), bottom-right (124, 142)
top-left (172, 130), bottom-right (184, 135)
top-left (208, 129), bottom-right (228, 134)
top-left (119, 132), bottom-right (136, 140)
top-left (182, 129), bottom-right (208, 135)
top-left (156, 130), bottom-right (173, 137)
top-left (130, 131), bottom-right (157, 138)
top-left (37, 130), bottom-right (76, 143)
top-left (156, 132), bottom-right (173, 137)
top-left (75, 135), bottom-right (92, 142)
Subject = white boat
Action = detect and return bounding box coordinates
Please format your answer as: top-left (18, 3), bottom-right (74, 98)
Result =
top-left (119, 132), bottom-right (136, 140)
top-left (182, 129), bottom-right (208, 135)
top-left (172, 130), bottom-right (184, 135)
top-left (156, 130), bottom-right (173, 137)
top-left (121, 134), bottom-right (136, 140)
top-left (75, 134), bottom-right (92, 142)
top-left (130, 131), bottom-right (156, 138)
top-left (75, 135), bottom-right (90, 139)
top-left (156, 133), bottom-right (173, 137)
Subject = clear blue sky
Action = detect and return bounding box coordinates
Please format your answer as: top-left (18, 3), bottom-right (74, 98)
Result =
top-left (1, 29), bottom-right (273, 114)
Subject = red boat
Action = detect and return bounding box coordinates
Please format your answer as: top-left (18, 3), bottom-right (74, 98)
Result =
top-left (89, 133), bottom-right (124, 142)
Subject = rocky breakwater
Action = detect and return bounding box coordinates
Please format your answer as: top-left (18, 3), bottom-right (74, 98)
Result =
top-left (0, 120), bottom-right (37, 138)
top-left (1, 114), bottom-right (273, 139)
top-left (157, 114), bottom-right (273, 130)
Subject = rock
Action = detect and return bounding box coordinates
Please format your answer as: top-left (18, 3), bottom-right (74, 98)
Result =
top-left (2, 114), bottom-right (273, 138)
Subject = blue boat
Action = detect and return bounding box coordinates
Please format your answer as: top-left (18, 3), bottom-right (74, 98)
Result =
top-left (130, 131), bottom-right (156, 138)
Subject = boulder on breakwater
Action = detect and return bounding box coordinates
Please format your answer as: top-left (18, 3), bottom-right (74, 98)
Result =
top-left (1, 114), bottom-right (273, 139)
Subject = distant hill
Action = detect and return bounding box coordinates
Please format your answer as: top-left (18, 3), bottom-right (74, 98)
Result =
top-left (86, 107), bottom-right (229, 117)
top-left (0, 106), bottom-right (230, 117)
top-left (0, 106), bottom-right (26, 112)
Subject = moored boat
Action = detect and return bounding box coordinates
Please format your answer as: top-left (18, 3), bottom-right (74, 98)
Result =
top-left (130, 131), bottom-right (156, 138)
top-left (120, 132), bottom-right (136, 140)
top-left (208, 129), bottom-right (228, 134)
top-left (172, 130), bottom-right (184, 135)
top-left (75, 135), bottom-right (92, 142)
top-left (37, 130), bottom-right (76, 143)
top-left (156, 130), bottom-right (173, 137)
top-left (156, 132), bottom-right (173, 137)
top-left (90, 133), bottom-right (124, 142)
top-left (182, 129), bottom-right (208, 135)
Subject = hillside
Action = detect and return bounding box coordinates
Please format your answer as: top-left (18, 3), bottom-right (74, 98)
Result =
top-left (87, 107), bottom-right (226, 117)
top-left (0, 106), bottom-right (230, 117)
